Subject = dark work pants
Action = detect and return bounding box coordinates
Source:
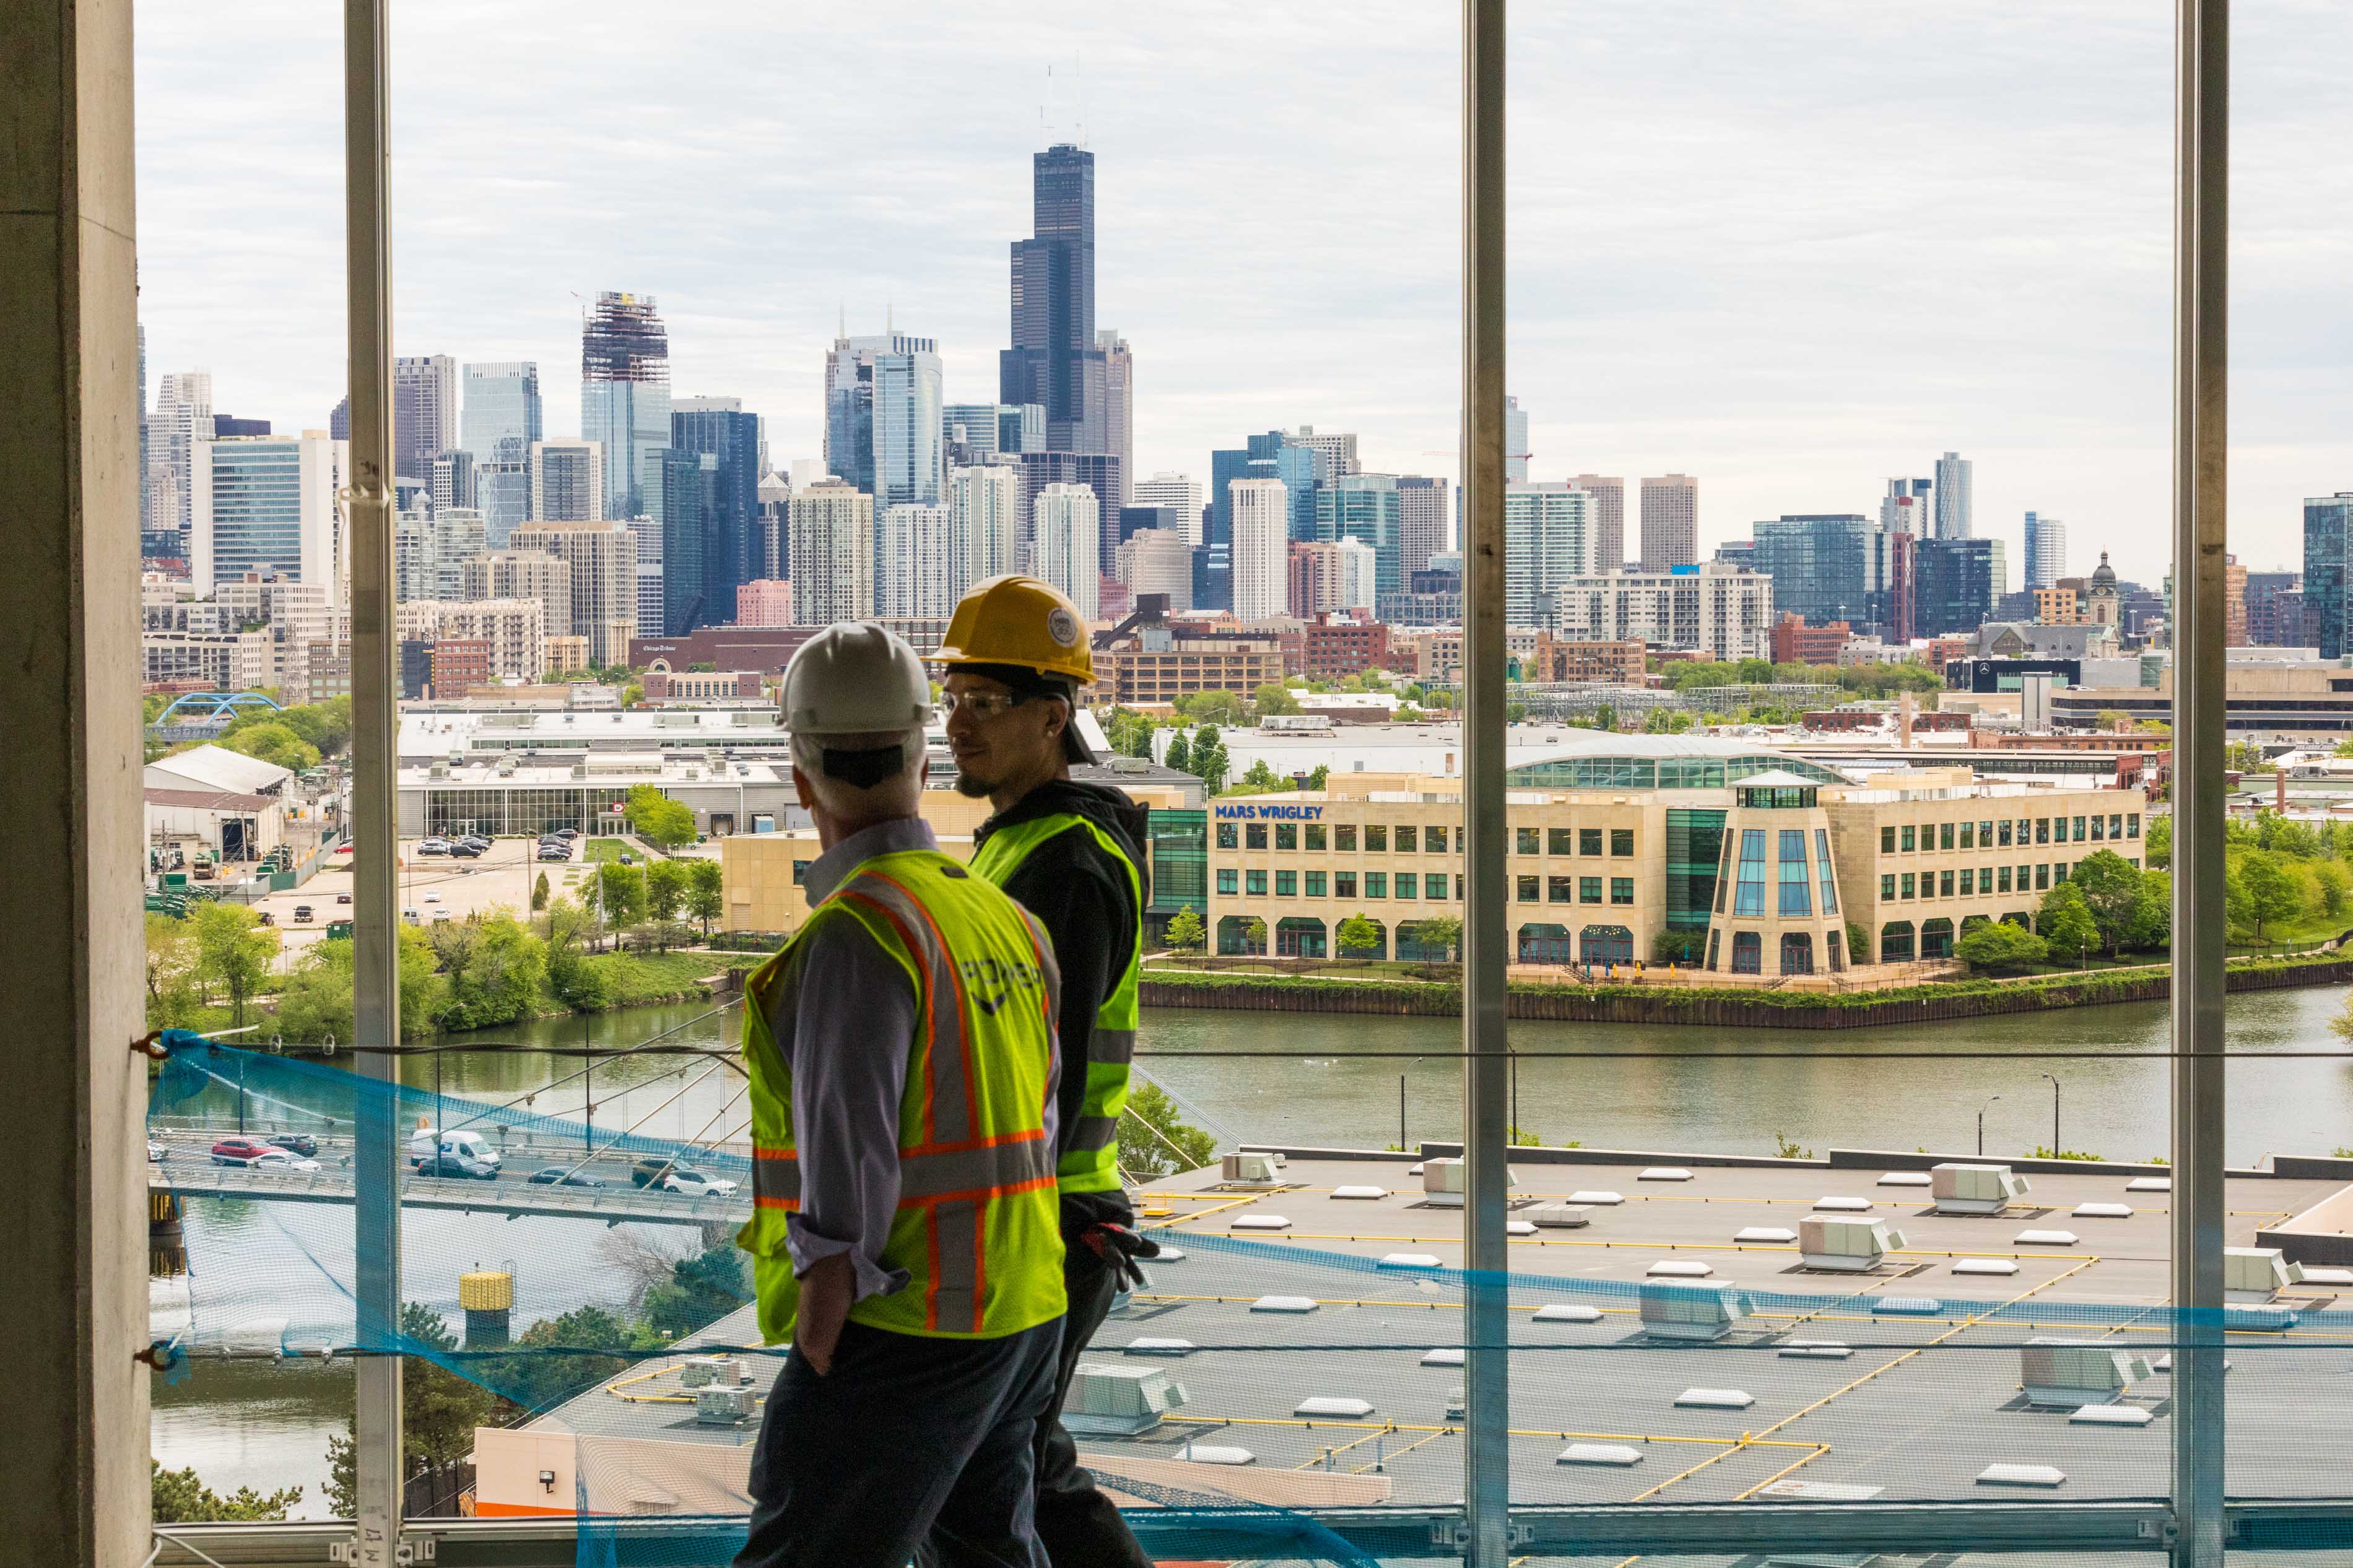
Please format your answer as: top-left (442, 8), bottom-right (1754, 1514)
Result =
top-left (734, 1317), bottom-right (1061, 1568)
top-left (1032, 1239), bottom-right (1154, 1568)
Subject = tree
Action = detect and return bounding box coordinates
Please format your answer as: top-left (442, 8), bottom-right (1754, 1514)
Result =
top-left (1173, 688), bottom-right (1246, 727)
top-left (1334, 913), bottom-right (1381, 957)
top-left (2316, 859), bottom-right (2353, 922)
top-left (327, 1303), bottom-right (510, 1517)
top-left (2232, 849), bottom-right (2307, 942)
top-left (639, 1243), bottom-right (751, 1339)
top-left (533, 871), bottom-right (551, 912)
top-left (429, 912), bottom-right (548, 1031)
top-left (153, 1460), bottom-right (302, 1523)
top-left (1305, 763), bottom-right (1329, 790)
top-left (2038, 881), bottom-right (2100, 966)
top-left (2144, 812), bottom-right (2172, 870)
top-left (145, 912), bottom-right (203, 1028)
top-left (645, 858), bottom-right (689, 924)
top-left (222, 721), bottom-right (320, 774)
top-left (275, 927), bottom-right (444, 1041)
top-left (2125, 869), bottom-right (2173, 951)
top-left (1162, 730), bottom-right (1191, 773)
top-left (1117, 1078), bottom-right (1219, 1177)
top-left (189, 901), bottom-right (278, 1026)
top-left (1163, 906), bottom-right (1206, 952)
top-left (1191, 726), bottom-right (1230, 794)
top-left (686, 858), bottom-right (725, 935)
top-left (1955, 920), bottom-right (2049, 972)
top-left (1652, 928), bottom-right (1705, 967)
top-left (599, 863), bottom-right (648, 928)
top-left (1253, 682), bottom-right (1300, 717)
top-left (623, 784), bottom-right (697, 849)
top-left (1407, 912), bottom-right (1463, 961)
top-left (1240, 916), bottom-right (1268, 953)
top-left (1593, 705), bottom-right (1616, 734)
top-left (1223, 758), bottom-right (1282, 795)
top-left (2068, 850), bottom-right (2144, 956)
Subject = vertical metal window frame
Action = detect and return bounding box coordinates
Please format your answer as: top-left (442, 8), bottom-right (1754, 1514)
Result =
top-left (344, 0), bottom-right (404, 1559)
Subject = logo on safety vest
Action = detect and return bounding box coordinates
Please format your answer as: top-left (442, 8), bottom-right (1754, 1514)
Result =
top-left (1046, 607), bottom-right (1079, 647)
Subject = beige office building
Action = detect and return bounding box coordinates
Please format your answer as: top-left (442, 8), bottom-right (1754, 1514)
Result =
top-left (1639, 473), bottom-right (1698, 571)
top-left (508, 521), bottom-right (638, 666)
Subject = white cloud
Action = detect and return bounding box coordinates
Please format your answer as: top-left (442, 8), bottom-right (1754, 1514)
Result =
top-left (134, 1), bottom-right (2352, 587)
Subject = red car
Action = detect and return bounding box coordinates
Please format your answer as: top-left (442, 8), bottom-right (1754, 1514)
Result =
top-left (210, 1137), bottom-right (276, 1166)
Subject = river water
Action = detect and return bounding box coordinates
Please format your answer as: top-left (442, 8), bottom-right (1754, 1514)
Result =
top-left (154, 985), bottom-right (2353, 1516)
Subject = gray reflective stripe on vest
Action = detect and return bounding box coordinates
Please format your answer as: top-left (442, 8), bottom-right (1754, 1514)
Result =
top-left (837, 871), bottom-right (973, 1145)
top-left (1068, 1115), bottom-right (1119, 1155)
top-left (1089, 1027), bottom-right (1136, 1069)
top-left (754, 1136), bottom-right (1051, 1210)
top-left (931, 1198), bottom-right (980, 1334)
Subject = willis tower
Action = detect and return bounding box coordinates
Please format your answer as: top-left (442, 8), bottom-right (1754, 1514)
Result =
top-left (1001, 145), bottom-right (1121, 545)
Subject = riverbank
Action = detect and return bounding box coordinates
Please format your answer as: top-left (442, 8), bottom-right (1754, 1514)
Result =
top-left (1138, 950), bottom-right (2353, 1029)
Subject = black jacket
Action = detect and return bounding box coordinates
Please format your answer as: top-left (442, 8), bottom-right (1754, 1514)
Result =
top-left (974, 779), bottom-right (1149, 1228)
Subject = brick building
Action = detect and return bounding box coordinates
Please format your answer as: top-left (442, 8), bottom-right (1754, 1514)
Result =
top-left (1526, 636), bottom-right (1646, 685)
top-left (1301, 615), bottom-right (1392, 682)
top-left (1770, 613), bottom-right (1851, 665)
top-left (430, 638), bottom-right (492, 698)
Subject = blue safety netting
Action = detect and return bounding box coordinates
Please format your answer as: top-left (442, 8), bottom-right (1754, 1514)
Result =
top-left (147, 1034), bottom-right (2353, 1566)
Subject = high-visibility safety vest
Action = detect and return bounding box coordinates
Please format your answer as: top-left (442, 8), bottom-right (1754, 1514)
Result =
top-left (968, 813), bottom-right (1141, 1197)
top-left (737, 847), bottom-right (1066, 1343)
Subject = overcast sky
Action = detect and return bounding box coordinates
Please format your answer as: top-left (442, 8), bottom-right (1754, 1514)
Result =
top-left (135, 1), bottom-right (2352, 586)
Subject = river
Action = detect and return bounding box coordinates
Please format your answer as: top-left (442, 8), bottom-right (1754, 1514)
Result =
top-left (153, 985), bottom-right (2353, 1516)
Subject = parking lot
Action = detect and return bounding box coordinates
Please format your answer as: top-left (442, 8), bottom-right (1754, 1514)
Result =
top-left (243, 836), bottom-right (617, 963)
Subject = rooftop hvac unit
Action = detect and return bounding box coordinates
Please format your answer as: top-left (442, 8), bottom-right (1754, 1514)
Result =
top-left (2020, 1338), bottom-right (2154, 1408)
top-left (694, 1387), bottom-right (757, 1424)
top-left (1220, 1152), bottom-right (1281, 1185)
top-left (1931, 1163), bottom-right (2030, 1215)
top-left (1422, 1158), bottom-right (1518, 1207)
top-left (2224, 1246), bottom-right (2305, 1303)
top-left (680, 1356), bottom-right (731, 1388)
top-left (1638, 1279), bottom-right (1747, 1341)
top-left (1063, 1364), bottom-right (1188, 1436)
top-left (1798, 1214), bottom-right (1905, 1271)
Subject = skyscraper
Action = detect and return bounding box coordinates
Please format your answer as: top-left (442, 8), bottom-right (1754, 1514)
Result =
top-left (1504, 395), bottom-right (1529, 483)
top-left (658, 448), bottom-right (718, 635)
top-left (789, 480), bottom-right (876, 623)
top-left (1133, 472), bottom-right (1204, 544)
top-left (2022, 511), bottom-right (2068, 590)
top-left (188, 431), bottom-right (347, 592)
top-left (1230, 479), bottom-right (1290, 622)
top-left (508, 521), bottom-right (638, 666)
top-left (1639, 474), bottom-right (1698, 571)
top-left (825, 332), bottom-right (944, 509)
top-left (1315, 472), bottom-right (1404, 597)
top-left (1115, 529), bottom-right (1193, 612)
top-left (1398, 475), bottom-right (1450, 577)
top-left (2304, 494), bottom-right (2353, 659)
top-left (1032, 483), bottom-right (1102, 620)
top-left (1880, 478), bottom-right (1926, 537)
top-left (529, 440), bottom-right (604, 523)
top-left (580, 293), bottom-right (671, 519)
top-left (1913, 537), bottom-right (2004, 636)
top-left (953, 462), bottom-right (1025, 590)
top-left (137, 323), bottom-right (149, 537)
top-left (1934, 451), bottom-right (1973, 539)
top-left (1285, 427), bottom-right (1360, 485)
top-left (1001, 144), bottom-right (1105, 456)
top-left (147, 371), bottom-right (213, 548)
top-left (878, 504), bottom-right (957, 618)
top-left (460, 362), bottom-right (543, 464)
top-left (1752, 514), bottom-right (1882, 629)
top-left (477, 436), bottom-right (532, 548)
top-left (392, 354), bottom-right (458, 484)
top-left (1503, 483), bottom-right (1592, 627)
top-left (430, 449), bottom-right (476, 514)
top-left (462, 550), bottom-right (572, 656)
top-left (671, 399), bottom-right (762, 631)
top-left (1099, 329), bottom-right (1133, 505)
top-left (1570, 475), bottom-right (1625, 573)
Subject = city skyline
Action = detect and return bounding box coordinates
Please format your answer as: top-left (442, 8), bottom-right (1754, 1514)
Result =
top-left (131, 2), bottom-right (2353, 584)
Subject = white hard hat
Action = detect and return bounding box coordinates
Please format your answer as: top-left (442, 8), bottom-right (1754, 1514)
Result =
top-left (781, 623), bottom-right (931, 735)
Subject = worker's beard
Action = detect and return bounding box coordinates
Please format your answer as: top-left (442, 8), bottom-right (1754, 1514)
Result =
top-left (952, 764), bottom-right (1001, 799)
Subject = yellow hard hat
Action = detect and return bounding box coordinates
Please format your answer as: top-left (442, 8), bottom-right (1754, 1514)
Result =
top-left (933, 574), bottom-right (1095, 687)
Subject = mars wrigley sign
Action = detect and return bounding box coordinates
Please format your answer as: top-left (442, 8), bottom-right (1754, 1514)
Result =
top-left (1212, 803), bottom-right (1326, 821)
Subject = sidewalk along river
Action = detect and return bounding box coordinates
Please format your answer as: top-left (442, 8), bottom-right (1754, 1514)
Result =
top-left (152, 984), bottom-right (2353, 1515)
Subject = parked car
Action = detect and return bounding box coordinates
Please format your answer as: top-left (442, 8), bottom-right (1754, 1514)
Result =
top-left (537, 847), bottom-right (572, 862)
top-left (449, 842), bottom-right (485, 859)
top-left (401, 907), bottom-right (420, 924)
top-left (415, 1152), bottom-right (498, 1180)
top-left (292, 905), bottom-right (313, 922)
top-left (459, 835), bottom-right (490, 849)
top-left (431, 911), bottom-right (453, 924)
top-left (250, 1148), bottom-right (321, 1174)
top-left (336, 893), bottom-right (352, 904)
top-left (408, 1128), bottom-right (502, 1169)
top-left (619, 854), bottom-right (635, 866)
top-left (423, 891), bottom-right (442, 903)
top-left (333, 842), bottom-right (354, 855)
top-left (209, 1137), bottom-right (275, 1166)
top-left (526, 1166), bottom-right (604, 1188)
top-left (661, 1169), bottom-right (739, 1199)
top-left (417, 838), bottom-right (451, 855)
top-left (267, 1133), bottom-right (318, 1157)
top-left (554, 828), bottom-right (580, 839)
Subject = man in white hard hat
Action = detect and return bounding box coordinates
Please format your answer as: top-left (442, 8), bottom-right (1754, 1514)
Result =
top-left (734, 622), bottom-right (1069, 1568)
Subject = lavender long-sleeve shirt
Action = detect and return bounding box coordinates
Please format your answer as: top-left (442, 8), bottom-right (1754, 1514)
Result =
top-left (773, 817), bottom-right (1061, 1304)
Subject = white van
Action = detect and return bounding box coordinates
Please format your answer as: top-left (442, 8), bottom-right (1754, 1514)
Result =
top-left (407, 1127), bottom-right (503, 1170)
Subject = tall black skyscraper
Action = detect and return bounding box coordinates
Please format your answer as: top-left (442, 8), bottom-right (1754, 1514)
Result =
top-left (1001, 144), bottom-right (1105, 455)
top-left (668, 401), bottom-right (761, 632)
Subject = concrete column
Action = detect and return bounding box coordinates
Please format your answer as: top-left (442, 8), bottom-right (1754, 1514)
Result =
top-left (0, 0), bottom-right (151, 1561)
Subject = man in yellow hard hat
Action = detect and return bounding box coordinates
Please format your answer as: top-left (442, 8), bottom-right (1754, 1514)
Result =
top-left (934, 575), bottom-right (1156, 1568)
top-left (736, 622), bottom-right (1067, 1568)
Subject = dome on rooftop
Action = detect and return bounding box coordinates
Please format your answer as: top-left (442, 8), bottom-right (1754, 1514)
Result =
top-left (2090, 550), bottom-right (2118, 590)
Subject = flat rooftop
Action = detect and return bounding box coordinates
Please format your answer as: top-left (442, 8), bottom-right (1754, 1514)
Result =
top-left (529, 1151), bottom-right (2353, 1517)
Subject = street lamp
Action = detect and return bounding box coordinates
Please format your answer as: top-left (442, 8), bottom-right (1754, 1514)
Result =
top-left (2040, 1073), bottom-right (2061, 1158)
top-left (1978, 1093), bottom-right (2002, 1157)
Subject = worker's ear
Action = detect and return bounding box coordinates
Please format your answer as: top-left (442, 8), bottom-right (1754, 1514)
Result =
top-left (791, 765), bottom-right (817, 813)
